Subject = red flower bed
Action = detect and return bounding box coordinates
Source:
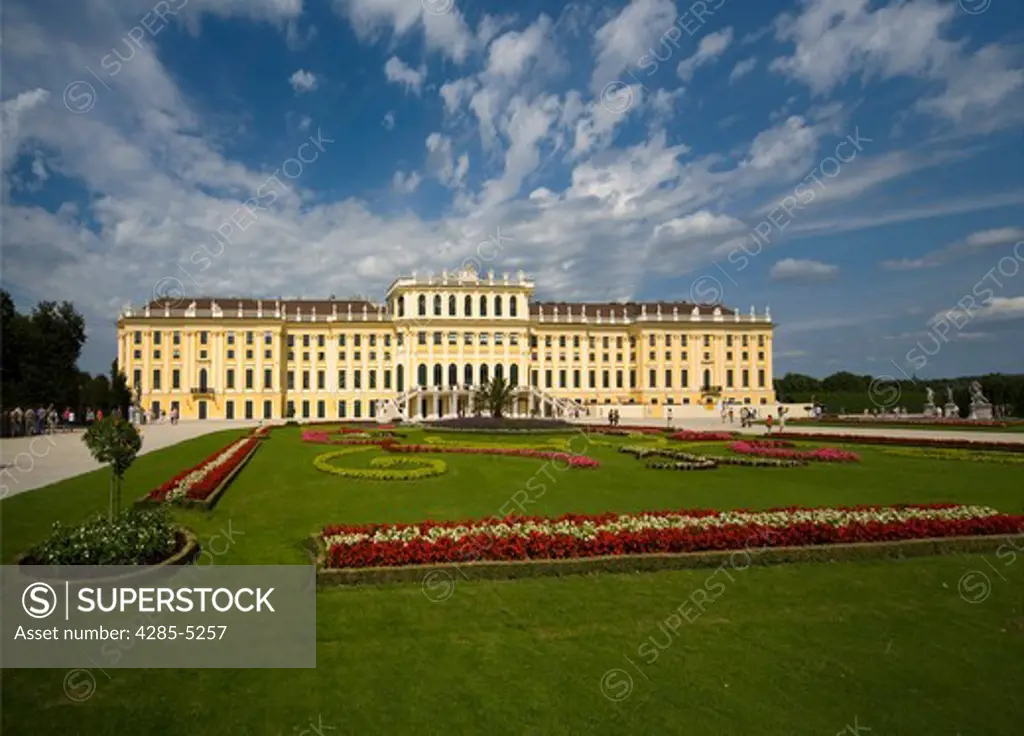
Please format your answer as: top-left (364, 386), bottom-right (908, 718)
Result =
top-left (740, 440), bottom-right (796, 449)
top-left (148, 438), bottom-right (258, 502)
top-left (320, 503), bottom-right (1024, 569)
top-left (773, 432), bottom-right (1024, 453)
top-left (384, 443), bottom-right (599, 468)
top-left (729, 441), bottom-right (860, 463)
top-left (592, 425), bottom-right (666, 435)
top-left (669, 430), bottom-right (734, 441)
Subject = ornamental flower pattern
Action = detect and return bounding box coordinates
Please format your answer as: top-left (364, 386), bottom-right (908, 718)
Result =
top-left (384, 443), bottom-right (599, 468)
top-left (321, 504), bottom-right (1024, 569)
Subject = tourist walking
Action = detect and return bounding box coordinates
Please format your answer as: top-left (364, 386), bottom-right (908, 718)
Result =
top-left (765, 414), bottom-right (773, 434)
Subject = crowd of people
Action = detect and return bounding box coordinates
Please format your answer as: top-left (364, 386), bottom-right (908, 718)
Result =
top-left (0, 404), bottom-right (180, 437)
top-left (1, 405), bottom-right (92, 437)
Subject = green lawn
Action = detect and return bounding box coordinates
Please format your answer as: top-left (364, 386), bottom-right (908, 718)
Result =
top-left (3, 426), bottom-right (1023, 735)
top-left (781, 420), bottom-right (1024, 432)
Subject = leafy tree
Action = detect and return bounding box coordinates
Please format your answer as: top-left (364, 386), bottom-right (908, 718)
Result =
top-left (0, 291), bottom-right (86, 408)
top-left (821, 371), bottom-right (871, 392)
top-left (82, 416), bottom-right (142, 520)
top-left (472, 377), bottom-right (516, 418)
top-left (109, 359), bottom-right (132, 417)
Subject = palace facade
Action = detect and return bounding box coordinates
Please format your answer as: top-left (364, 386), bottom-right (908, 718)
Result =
top-left (116, 268), bottom-right (775, 421)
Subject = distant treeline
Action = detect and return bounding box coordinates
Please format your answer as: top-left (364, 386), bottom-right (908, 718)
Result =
top-left (773, 371), bottom-right (1024, 417)
top-left (1, 290), bottom-right (132, 415)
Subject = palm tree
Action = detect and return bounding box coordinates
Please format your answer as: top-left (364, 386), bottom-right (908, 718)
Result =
top-left (472, 377), bottom-right (516, 418)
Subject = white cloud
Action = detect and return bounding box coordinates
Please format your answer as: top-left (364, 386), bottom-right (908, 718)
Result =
top-left (769, 258), bottom-right (839, 282)
top-left (289, 69), bottom-right (318, 93)
top-left (1, 88), bottom-right (50, 174)
top-left (965, 227), bottom-right (1024, 248)
top-left (770, 0), bottom-right (1024, 131)
top-left (590, 0), bottom-right (677, 93)
top-left (333, 0), bottom-right (475, 63)
top-left (383, 56), bottom-right (427, 95)
top-left (425, 133), bottom-right (469, 189)
top-left (484, 14), bottom-right (554, 81)
top-left (934, 296), bottom-right (1024, 324)
top-left (381, 111), bottom-right (395, 130)
top-left (729, 57), bottom-right (757, 84)
top-left (677, 28), bottom-right (734, 82)
top-left (742, 115), bottom-right (820, 176)
top-left (653, 211), bottom-right (745, 241)
top-left (392, 170), bottom-right (421, 193)
top-left (880, 226), bottom-right (1024, 270)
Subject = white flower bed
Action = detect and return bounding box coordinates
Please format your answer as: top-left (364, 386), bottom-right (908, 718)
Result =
top-left (165, 439), bottom-right (252, 502)
top-left (323, 505), bottom-right (1000, 548)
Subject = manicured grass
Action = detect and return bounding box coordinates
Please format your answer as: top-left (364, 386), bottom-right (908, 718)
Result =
top-left (3, 425), bottom-right (1023, 735)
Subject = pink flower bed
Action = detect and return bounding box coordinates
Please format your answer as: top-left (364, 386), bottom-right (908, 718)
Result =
top-left (729, 441), bottom-right (860, 463)
top-left (669, 430), bottom-right (735, 442)
top-left (384, 443), bottom-right (599, 468)
top-left (302, 430), bottom-right (395, 446)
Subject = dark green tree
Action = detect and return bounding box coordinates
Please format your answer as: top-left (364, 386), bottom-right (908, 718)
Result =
top-left (110, 359), bottom-right (132, 418)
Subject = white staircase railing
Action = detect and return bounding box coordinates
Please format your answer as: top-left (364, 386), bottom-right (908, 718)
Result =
top-left (527, 386), bottom-right (578, 418)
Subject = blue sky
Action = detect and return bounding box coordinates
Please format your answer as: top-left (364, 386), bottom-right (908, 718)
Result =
top-left (2, 0), bottom-right (1022, 379)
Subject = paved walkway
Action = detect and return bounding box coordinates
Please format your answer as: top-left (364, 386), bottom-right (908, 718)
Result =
top-left (572, 415), bottom-right (1024, 444)
top-left (0, 420), bottom-right (265, 499)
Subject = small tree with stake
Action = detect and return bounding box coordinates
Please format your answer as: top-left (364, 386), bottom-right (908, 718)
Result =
top-left (83, 416), bottom-right (142, 520)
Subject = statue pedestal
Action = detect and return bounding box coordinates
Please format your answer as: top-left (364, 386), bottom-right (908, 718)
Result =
top-left (943, 403), bottom-right (960, 418)
top-left (970, 403), bottom-right (993, 420)
top-left (923, 403), bottom-right (937, 417)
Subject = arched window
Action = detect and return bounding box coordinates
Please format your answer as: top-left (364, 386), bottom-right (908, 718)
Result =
top-left (418, 295), bottom-right (426, 316)
top-left (448, 364), bottom-right (458, 387)
top-left (509, 296), bottom-right (517, 317)
top-left (464, 295), bottom-right (472, 317)
top-left (448, 295), bottom-right (456, 316)
top-left (397, 296), bottom-right (405, 317)
top-left (199, 368), bottom-right (208, 390)
top-left (703, 369), bottom-right (711, 390)
top-left (479, 295), bottom-right (488, 317)
top-left (397, 365), bottom-right (404, 392)
top-left (494, 364), bottom-right (504, 381)
top-left (433, 364), bottom-right (443, 387)
top-left (480, 364), bottom-right (489, 384)
top-left (494, 295), bottom-right (502, 316)
top-left (464, 364), bottom-right (473, 386)
top-left (509, 364), bottom-right (519, 386)
top-left (433, 295), bottom-right (442, 316)
top-left (418, 364), bottom-right (427, 387)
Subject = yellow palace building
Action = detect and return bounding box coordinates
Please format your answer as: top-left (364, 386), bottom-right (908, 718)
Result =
top-left (116, 267), bottom-right (775, 421)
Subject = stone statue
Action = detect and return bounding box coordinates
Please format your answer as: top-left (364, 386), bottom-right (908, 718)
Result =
top-left (968, 381), bottom-right (993, 420)
top-left (922, 387), bottom-right (937, 417)
top-left (942, 385), bottom-right (960, 419)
